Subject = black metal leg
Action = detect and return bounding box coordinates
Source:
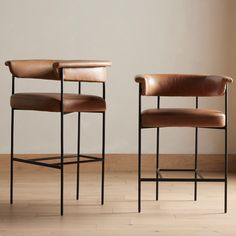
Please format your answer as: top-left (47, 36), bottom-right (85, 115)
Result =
top-left (138, 84), bottom-right (142, 212)
top-left (10, 108), bottom-right (14, 204)
top-left (76, 112), bottom-right (81, 200)
top-left (156, 128), bottom-right (159, 200)
top-left (101, 112), bottom-right (105, 205)
top-left (60, 70), bottom-right (64, 216)
top-left (224, 87), bottom-right (228, 213)
top-left (194, 128), bottom-right (198, 201)
top-left (138, 126), bottom-right (142, 212)
top-left (224, 127), bottom-right (228, 213)
top-left (60, 110), bottom-right (64, 216)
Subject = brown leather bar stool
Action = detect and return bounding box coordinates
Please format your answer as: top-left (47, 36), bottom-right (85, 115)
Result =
top-left (5, 59), bottom-right (111, 215)
top-left (135, 74), bottom-right (233, 213)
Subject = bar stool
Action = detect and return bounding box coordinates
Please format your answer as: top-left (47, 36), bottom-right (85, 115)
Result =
top-left (135, 74), bottom-right (233, 213)
top-left (5, 59), bottom-right (111, 215)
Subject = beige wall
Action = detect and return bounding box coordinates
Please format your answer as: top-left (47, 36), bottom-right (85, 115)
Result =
top-left (0, 0), bottom-right (235, 154)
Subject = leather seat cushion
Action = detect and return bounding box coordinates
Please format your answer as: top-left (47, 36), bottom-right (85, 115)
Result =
top-left (11, 93), bottom-right (106, 112)
top-left (142, 108), bottom-right (225, 128)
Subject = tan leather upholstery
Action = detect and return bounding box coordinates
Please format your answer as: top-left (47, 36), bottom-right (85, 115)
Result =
top-left (142, 108), bottom-right (225, 128)
top-left (135, 74), bottom-right (233, 128)
top-left (5, 60), bottom-right (111, 82)
top-left (135, 74), bottom-right (233, 96)
top-left (53, 60), bottom-right (112, 68)
top-left (11, 93), bottom-right (106, 112)
top-left (5, 60), bottom-right (58, 80)
top-left (63, 67), bottom-right (107, 82)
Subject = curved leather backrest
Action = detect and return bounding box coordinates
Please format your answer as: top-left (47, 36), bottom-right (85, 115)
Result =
top-left (135, 74), bottom-right (233, 96)
top-left (5, 60), bottom-right (58, 80)
top-left (5, 60), bottom-right (111, 82)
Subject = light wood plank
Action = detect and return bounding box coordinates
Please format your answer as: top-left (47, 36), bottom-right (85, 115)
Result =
top-left (0, 166), bottom-right (236, 235)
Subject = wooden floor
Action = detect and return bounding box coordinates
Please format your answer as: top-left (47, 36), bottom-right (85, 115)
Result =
top-left (0, 167), bottom-right (236, 236)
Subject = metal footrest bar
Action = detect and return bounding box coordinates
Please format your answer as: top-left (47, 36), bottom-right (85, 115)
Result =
top-left (13, 154), bottom-right (103, 169)
top-left (80, 154), bottom-right (102, 161)
top-left (13, 157), bottom-right (60, 169)
top-left (157, 168), bottom-right (204, 179)
top-left (159, 168), bottom-right (195, 172)
top-left (28, 155), bottom-right (76, 161)
top-left (27, 154), bottom-right (101, 162)
top-left (141, 177), bottom-right (225, 182)
top-left (53, 159), bottom-right (102, 166)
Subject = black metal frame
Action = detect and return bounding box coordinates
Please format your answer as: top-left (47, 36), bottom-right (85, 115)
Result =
top-left (10, 70), bottom-right (106, 215)
top-left (138, 84), bottom-right (228, 213)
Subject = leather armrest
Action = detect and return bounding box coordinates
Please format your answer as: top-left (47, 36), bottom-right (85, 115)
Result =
top-left (53, 60), bottom-right (112, 69)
